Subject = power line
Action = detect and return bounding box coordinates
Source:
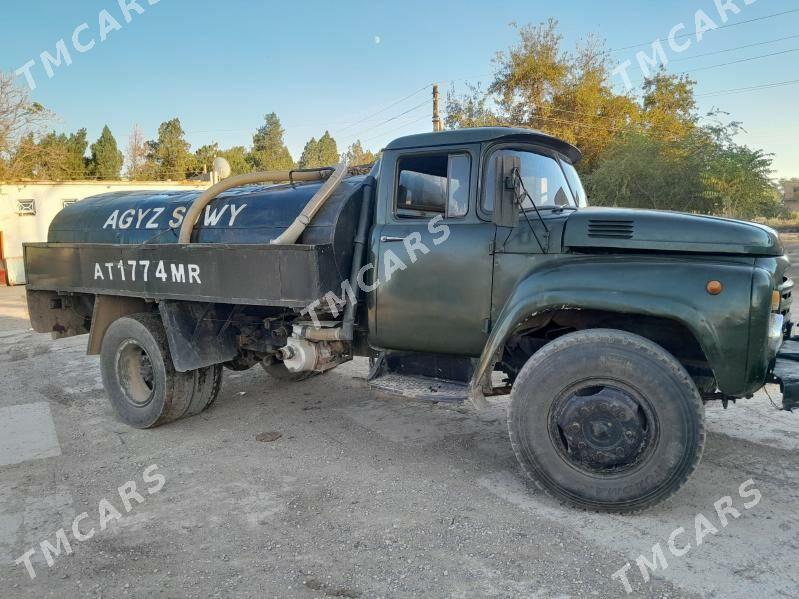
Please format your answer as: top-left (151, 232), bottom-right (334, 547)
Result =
top-left (332, 84), bottom-right (433, 136)
top-left (630, 47), bottom-right (799, 86)
top-left (342, 99), bottom-right (430, 142)
top-left (361, 114), bottom-right (432, 144)
top-left (610, 8), bottom-right (799, 53)
top-left (669, 33), bottom-right (799, 63)
top-left (687, 47), bottom-right (799, 73)
top-left (697, 78), bottom-right (799, 98)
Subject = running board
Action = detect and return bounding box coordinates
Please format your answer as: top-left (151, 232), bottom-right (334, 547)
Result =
top-left (368, 373), bottom-right (468, 403)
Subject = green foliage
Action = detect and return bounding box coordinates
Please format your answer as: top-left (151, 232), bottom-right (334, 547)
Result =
top-left (299, 131), bottom-right (339, 168)
top-left (0, 71), bottom-right (53, 179)
top-left (345, 140), bottom-right (376, 166)
top-left (446, 20), bottom-right (640, 171)
top-left (219, 146), bottom-right (251, 176)
top-left (191, 142), bottom-right (220, 177)
top-left (11, 128), bottom-right (89, 180)
top-left (249, 113), bottom-right (294, 171)
top-left (87, 125), bottom-right (123, 179)
top-left (447, 19), bottom-right (781, 219)
top-left (145, 118), bottom-right (192, 180)
top-left (640, 73), bottom-right (698, 143)
top-left (586, 132), bottom-right (709, 213)
top-left (586, 124), bottom-right (781, 219)
top-left (445, 83), bottom-right (505, 129)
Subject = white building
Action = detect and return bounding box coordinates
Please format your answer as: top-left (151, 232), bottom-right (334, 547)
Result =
top-left (0, 180), bottom-right (209, 285)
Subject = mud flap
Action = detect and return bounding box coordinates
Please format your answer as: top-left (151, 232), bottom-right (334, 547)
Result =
top-left (771, 338), bottom-right (799, 411)
top-left (158, 301), bottom-right (237, 372)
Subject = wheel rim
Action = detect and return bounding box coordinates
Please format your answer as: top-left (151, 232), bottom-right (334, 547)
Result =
top-left (548, 381), bottom-right (656, 475)
top-left (116, 339), bottom-right (155, 407)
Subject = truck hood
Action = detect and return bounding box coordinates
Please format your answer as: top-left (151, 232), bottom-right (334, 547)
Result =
top-left (562, 208), bottom-right (783, 256)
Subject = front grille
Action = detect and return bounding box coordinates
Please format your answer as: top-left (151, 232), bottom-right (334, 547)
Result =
top-left (587, 219), bottom-right (634, 239)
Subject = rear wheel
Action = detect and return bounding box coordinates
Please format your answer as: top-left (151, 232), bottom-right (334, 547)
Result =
top-left (187, 363), bottom-right (224, 415)
top-left (508, 329), bottom-right (705, 513)
top-left (100, 313), bottom-right (222, 428)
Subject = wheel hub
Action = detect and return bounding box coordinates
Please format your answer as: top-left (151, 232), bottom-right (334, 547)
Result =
top-left (117, 341), bottom-right (155, 407)
top-left (555, 386), bottom-right (649, 471)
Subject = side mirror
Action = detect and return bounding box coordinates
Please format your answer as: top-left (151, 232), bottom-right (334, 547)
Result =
top-left (492, 154), bottom-right (521, 228)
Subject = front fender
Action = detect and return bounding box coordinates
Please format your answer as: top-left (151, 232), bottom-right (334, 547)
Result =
top-left (473, 255), bottom-right (759, 396)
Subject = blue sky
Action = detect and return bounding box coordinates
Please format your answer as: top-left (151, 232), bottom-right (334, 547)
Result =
top-left (2, 0), bottom-right (798, 178)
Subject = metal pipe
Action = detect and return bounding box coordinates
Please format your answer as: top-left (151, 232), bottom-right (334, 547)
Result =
top-left (295, 325), bottom-right (346, 341)
top-left (177, 169), bottom-right (330, 244)
top-left (340, 176), bottom-right (375, 340)
top-left (270, 160), bottom-right (349, 245)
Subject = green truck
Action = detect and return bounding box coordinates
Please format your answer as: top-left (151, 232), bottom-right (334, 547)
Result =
top-left (24, 127), bottom-right (797, 512)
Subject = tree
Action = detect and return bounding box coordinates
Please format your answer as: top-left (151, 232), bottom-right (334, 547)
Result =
top-left (701, 122), bottom-right (781, 219)
top-left (298, 137), bottom-right (318, 169)
top-left (299, 131), bottom-right (339, 168)
top-left (445, 83), bottom-right (505, 129)
top-left (345, 140), bottom-right (376, 166)
top-left (641, 72), bottom-right (697, 144)
top-left (446, 20), bottom-right (641, 171)
top-left (586, 123), bottom-right (781, 219)
top-left (192, 142), bottom-right (220, 176)
top-left (249, 113), bottom-right (294, 171)
top-left (0, 71), bottom-right (51, 179)
top-left (585, 132), bottom-right (709, 213)
top-left (145, 118), bottom-right (192, 180)
top-left (219, 146), bottom-right (250, 176)
top-left (17, 128), bottom-right (89, 180)
top-left (125, 123), bottom-right (147, 179)
top-left (88, 125), bottom-right (123, 179)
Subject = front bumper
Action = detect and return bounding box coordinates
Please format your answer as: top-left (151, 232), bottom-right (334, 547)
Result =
top-left (771, 337), bottom-right (799, 411)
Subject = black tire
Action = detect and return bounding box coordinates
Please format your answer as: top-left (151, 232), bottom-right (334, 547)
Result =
top-left (508, 329), bottom-right (705, 513)
top-left (186, 364), bottom-right (224, 416)
top-left (100, 313), bottom-right (194, 428)
top-left (260, 359), bottom-right (314, 382)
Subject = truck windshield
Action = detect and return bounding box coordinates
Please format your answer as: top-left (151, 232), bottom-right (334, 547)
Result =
top-left (561, 160), bottom-right (588, 207)
top-left (484, 149), bottom-right (577, 212)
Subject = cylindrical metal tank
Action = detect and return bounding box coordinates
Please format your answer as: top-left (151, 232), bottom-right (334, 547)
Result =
top-left (48, 176), bottom-right (366, 282)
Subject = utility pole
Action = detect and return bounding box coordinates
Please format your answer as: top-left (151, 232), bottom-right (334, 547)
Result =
top-left (432, 84), bottom-right (442, 132)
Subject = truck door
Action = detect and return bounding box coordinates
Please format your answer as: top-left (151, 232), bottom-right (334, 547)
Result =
top-left (370, 147), bottom-right (495, 356)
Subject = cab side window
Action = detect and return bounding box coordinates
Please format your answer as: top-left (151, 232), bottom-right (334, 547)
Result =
top-left (395, 153), bottom-right (471, 219)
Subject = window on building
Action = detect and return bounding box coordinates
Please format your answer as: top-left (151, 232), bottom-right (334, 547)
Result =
top-left (395, 152), bottom-right (471, 219)
top-left (16, 199), bottom-right (36, 215)
top-left (62, 199), bottom-right (78, 209)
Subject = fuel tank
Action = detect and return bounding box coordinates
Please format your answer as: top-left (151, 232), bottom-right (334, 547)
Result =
top-left (48, 176), bottom-right (366, 280)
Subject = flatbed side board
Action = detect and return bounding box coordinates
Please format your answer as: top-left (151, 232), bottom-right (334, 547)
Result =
top-left (23, 242), bottom-right (340, 308)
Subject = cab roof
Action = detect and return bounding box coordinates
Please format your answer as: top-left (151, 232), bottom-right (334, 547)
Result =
top-left (384, 127), bottom-right (582, 163)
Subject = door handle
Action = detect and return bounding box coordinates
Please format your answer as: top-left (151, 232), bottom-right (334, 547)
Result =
top-left (380, 235), bottom-right (405, 242)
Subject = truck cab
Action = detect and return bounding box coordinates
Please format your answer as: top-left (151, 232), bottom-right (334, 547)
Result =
top-left (24, 126), bottom-right (796, 513)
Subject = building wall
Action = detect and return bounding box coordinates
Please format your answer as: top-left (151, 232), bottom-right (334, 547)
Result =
top-left (0, 180), bottom-right (209, 285)
top-left (783, 179), bottom-right (799, 213)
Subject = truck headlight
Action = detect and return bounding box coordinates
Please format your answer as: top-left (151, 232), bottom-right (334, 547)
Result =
top-left (768, 313), bottom-right (784, 355)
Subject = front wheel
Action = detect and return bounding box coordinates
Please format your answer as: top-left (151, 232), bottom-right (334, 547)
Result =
top-left (508, 329), bottom-right (705, 513)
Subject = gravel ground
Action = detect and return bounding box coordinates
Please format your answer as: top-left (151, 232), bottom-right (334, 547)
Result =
top-left (1, 251), bottom-right (798, 598)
